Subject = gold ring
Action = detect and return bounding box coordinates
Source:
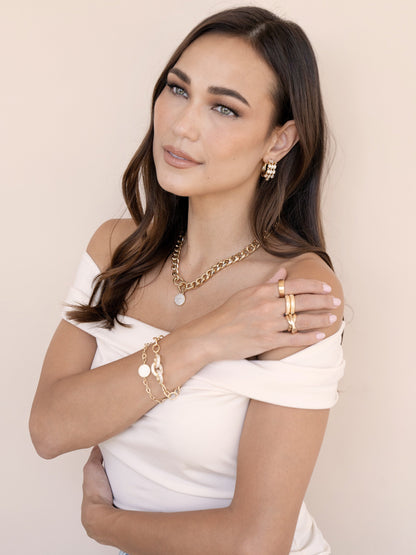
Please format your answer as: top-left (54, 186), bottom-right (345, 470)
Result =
top-left (285, 294), bottom-right (291, 316)
top-left (289, 293), bottom-right (296, 315)
top-left (286, 312), bottom-right (298, 333)
top-left (278, 279), bottom-right (285, 298)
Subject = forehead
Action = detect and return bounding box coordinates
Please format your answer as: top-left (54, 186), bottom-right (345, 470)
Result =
top-left (173, 33), bottom-right (277, 104)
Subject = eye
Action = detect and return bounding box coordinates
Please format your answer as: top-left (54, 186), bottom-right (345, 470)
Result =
top-left (213, 104), bottom-right (239, 118)
top-left (167, 82), bottom-right (188, 98)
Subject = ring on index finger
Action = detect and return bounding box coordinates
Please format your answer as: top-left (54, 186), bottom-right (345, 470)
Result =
top-left (278, 279), bottom-right (285, 298)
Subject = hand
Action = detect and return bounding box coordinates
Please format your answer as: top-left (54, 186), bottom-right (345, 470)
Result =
top-left (198, 267), bottom-right (339, 361)
top-left (81, 446), bottom-right (115, 544)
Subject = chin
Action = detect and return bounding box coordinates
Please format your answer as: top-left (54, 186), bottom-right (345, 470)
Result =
top-left (155, 172), bottom-right (193, 198)
top-left (154, 163), bottom-right (199, 197)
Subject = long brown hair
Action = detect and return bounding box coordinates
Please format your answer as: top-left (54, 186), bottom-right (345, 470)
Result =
top-left (68, 6), bottom-right (333, 329)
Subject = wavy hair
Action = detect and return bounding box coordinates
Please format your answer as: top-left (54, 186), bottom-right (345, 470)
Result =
top-left (68, 6), bottom-right (333, 329)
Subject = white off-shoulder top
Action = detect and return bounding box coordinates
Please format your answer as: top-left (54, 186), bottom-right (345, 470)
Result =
top-left (63, 252), bottom-right (345, 554)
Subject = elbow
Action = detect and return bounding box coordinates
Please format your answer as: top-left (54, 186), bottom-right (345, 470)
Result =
top-left (239, 541), bottom-right (290, 555)
top-left (29, 411), bottom-right (61, 460)
top-left (30, 433), bottom-right (59, 460)
top-left (228, 505), bottom-right (293, 555)
top-left (33, 444), bottom-right (58, 460)
top-left (237, 531), bottom-right (292, 555)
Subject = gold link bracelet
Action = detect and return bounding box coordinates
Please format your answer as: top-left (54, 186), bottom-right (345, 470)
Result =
top-left (138, 336), bottom-right (181, 403)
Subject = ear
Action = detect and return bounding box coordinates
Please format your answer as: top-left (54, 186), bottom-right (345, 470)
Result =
top-left (264, 120), bottom-right (299, 164)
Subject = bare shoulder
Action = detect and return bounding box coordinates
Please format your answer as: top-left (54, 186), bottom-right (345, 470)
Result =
top-left (285, 252), bottom-right (344, 305)
top-left (258, 251), bottom-right (344, 361)
top-left (86, 218), bottom-right (137, 272)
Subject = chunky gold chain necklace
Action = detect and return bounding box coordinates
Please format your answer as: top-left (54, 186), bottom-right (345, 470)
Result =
top-left (171, 234), bottom-right (261, 306)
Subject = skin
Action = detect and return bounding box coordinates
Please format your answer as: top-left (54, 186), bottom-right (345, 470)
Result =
top-left (30, 33), bottom-right (344, 554)
top-left (152, 32), bottom-right (299, 269)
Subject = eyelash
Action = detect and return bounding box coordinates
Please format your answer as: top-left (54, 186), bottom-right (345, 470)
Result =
top-left (166, 82), bottom-right (240, 118)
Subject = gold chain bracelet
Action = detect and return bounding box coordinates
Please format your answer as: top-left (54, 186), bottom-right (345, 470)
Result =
top-left (138, 336), bottom-right (181, 402)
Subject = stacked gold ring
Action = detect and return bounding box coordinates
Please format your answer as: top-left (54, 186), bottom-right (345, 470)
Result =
top-left (278, 279), bottom-right (285, 298)
top-left (284, 293), bottom-right (298, 333)
top-left (286, 313), bottom-right (297, 334)
top-left (284, 294), bottom-right (296, 316)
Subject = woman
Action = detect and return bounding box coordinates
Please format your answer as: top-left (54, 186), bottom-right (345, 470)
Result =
top-left (30, 6), bottom-right (345, 554)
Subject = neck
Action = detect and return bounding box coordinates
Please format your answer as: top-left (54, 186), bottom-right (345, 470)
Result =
top-left (177, 193), bottom-right (258, 279)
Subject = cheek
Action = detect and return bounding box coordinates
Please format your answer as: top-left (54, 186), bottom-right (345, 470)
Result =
top-left (209, 125), bottom-right (265, 167)
top-left (153, 94), bottom-right (170, 136)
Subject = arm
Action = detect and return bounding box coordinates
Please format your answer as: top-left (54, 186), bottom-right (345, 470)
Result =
top-left (29, 318), bottom-right (211, 459)
top-left (30, 220), bottom-right (213, 458)
top-left (81, 255), bottom-right (344, 554)
top-left (30, 223), bottom-right (338, 459)
top-left (228, 256), bottom-right (344, 552)
top-left (82, 405), bottom-right (329, 555)
top-left (82, 449), bottom-right (242, 555)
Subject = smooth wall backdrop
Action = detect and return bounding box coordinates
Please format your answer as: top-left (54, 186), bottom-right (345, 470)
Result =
top-left (1, 1), bottom-right (414, 553)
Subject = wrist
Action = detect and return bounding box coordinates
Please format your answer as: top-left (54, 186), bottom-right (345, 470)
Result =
top-left (175, 316), bottom-right (222, 367)
top-left (83, 502), bottom-right (119, 546)
top-left (159, 322), bottom-right (218, 390)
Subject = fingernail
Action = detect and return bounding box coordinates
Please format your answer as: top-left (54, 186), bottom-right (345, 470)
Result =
top-left (333, 297), bottom-right (341, 306)
top-left (316, 332), bottom-right (326, 339)
top-left (329, 314), bottom-right (337, 323)
top-left (323, 283), bottom-right (332, 292)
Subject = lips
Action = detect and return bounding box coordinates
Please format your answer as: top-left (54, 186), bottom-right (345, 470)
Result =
top-left (163, 145), bottom-right (201, 167)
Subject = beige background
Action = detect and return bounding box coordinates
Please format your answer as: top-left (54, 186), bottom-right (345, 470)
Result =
top-left (1, 0), bottom-right (415, 553)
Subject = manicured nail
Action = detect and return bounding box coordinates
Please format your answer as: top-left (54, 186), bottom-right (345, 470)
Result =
top-left (323, 283), bottom-right (332, 292)
top-left (316, 332), bottom-right (326, 339)
top-left (333, 297), bottom-right (341, 306)
top-left (329, 314), bottom-right (337, 323)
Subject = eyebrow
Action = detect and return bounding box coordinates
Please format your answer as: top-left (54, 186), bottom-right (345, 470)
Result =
top-left (168, 67), bottom-right (251, 107)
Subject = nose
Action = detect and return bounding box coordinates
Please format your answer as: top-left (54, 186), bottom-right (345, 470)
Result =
top-left (171, 102), bottom-right (200, 142)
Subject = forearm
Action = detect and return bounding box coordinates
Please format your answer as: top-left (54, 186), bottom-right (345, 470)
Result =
top-left (30, 323), bottom-right (215, 458)
top-left (89, 504), bottom-right (246, 555)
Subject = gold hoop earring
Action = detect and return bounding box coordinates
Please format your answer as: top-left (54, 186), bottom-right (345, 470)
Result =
top-left (261, 160), bottom-right (277, 180)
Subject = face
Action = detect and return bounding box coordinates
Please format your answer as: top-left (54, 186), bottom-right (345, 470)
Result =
top-left (152, 33), bottom-right (279, 200)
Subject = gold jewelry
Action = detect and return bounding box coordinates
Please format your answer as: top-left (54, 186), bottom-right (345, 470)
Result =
top-left (171, 235), bottom-right (261, 306)
top-left (286, 313), bottom-right (297, 333)
top-left (289, 293), bottom-right (296, 315)
top-left (150, 336), bottom-right (181, 400)
top-left (139, 339), bottom-right (165, 404)
top-left (261, 160), bottom-right (277, 180)
top-left (278, 279), bottom-right (285, 298)
top-left (138, 336), bottom-right (180, 402)
top-left (284, 293), bottom-right (296, 315)
top-left (285, 294), bottom-right (291, 316)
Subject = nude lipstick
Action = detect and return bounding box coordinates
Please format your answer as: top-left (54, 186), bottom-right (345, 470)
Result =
top-left (163, 146), bottom-right (202, 169)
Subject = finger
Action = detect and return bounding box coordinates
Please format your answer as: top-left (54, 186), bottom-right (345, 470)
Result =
top-left (275, 311), bottom-right (336, 332)
top-left (266, 267), bottom-right (288, 283)
top-left (277, 329), bottom-right (328, 347)
top-left (86, 445), bottom-right (103, 465)
top-left (293, 312), bottom-right (337, 331)
top-left (281, 293), bottom-right (340, 313)
top-left (268, 277), bottom-right (332, 296)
